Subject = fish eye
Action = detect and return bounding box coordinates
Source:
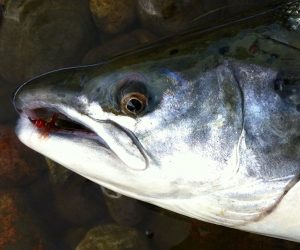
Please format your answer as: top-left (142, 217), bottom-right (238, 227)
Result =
top-left (117, 79), bottom-right (149, 116)
top-left (120, 92), bottom-right (148, 116)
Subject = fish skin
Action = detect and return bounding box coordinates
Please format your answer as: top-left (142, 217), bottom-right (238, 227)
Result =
top-left (13, 1), bottom-right (300, 241)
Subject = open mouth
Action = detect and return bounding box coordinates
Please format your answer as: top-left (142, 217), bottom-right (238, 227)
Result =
top-left (25, 107), bottom-right (102, 142)
top-left (19, 105), bottom-right (149, 170)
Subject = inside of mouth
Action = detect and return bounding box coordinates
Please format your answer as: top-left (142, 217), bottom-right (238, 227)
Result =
top-left (28, 107), bottom-right (95, 136)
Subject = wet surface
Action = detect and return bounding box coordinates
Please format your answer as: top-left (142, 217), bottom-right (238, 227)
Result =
top-left (0, 0), bottom-right (300, 249)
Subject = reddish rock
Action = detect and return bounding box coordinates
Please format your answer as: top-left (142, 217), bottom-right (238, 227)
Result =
top-left (0, 126), bottom-right (43, 188)
top-left (0, 192), bottom-right (18, 247)
top-left (0, 190), bottom-right (49, 249)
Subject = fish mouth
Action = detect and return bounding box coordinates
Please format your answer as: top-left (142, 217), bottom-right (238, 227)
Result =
top-left (18, 104), bottom-right (149, 171)
top-left (25, 107), bottom-right (103, 143)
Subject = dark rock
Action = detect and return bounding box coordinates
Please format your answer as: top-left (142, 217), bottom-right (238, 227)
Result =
top-left (137, 0), bottom-right (277, 36)
top-left (54, 174), bottom-right (107, 226)
top-left (24, 171), bottom-right (70, 249)
top-left (65, 227), bottom-right (89, 250)
top-left (144, 210), bottom-right (190, 249)
top-left (0, 0), bottom-right (5, 12)
top-left (0, 125), bottom-right (44, 188)
top-left (0, 0), bottom-right (97, 84)
top-left (83, 29), bottom-right (156, 64)
top-left (89, 0), bottom-right (136, 34)
top-left (133, 29), bottom-right (157, 44)
top-left (174, 219), bottom-right (300, 250)
top-left (102, 187), bottom-right (147, 227)
top-left (0, 4), bottom-right (3, 25)
top-left (46, 158), bottom-right (73, 187)
top-left (0, 77), bottom-right (18, 124)
top-left (0, 190), bottom-right (50, 249)
top-left (76, 224), bottom-right (151, 250)
top-left (137, 0), bottom-right (203, 35)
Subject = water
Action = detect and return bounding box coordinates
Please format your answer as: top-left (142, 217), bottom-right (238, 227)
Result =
top-left (0, 0), bottom-right (299, 249)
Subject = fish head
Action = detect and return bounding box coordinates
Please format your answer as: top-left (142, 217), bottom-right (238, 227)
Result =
top-left (14, 56), bottom-right (243, 205)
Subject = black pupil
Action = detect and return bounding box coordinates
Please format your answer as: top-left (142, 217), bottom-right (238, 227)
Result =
top-left (126, 98), bottom-right (143, 113)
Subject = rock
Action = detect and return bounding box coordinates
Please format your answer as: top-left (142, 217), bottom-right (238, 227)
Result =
top-left (137, 0), bottom-right (277, 36)
top-left (144, 210), bottom-right (190, 249)
top-left (83, 29), bottom-right (156, 64)
top-left (0, 125), bottom-right (44, 188)
top-left (89, 0), bottom-right (136, 34)
top-left (54, 174), bottom-right (107, 226)
top-left (65, 227), bottom-right (90, 250)
top-left (137, 0), bottom-right (203, 35)
top-left (0, 190), bottom-right (50, 249)
top-left (102, 187), bottom-right (147, 227)
top-left (0, 77), bottom-right (18, 123)
top-left (47, 158), bottom-right (109, 227)
top-left (0, 0), bottom-right (5, 16)
top-left (173, 219), bottom-right (300, 250)
top-left (45, 158), bottom-right (73, 187)
top-left (0, 0), bottom-right (97, 84)
top-left (25, 170), bottom-right (73, 246)
top-left (76, 224), bottom-right (150, 250)
top-left (0, 4), bottom-right (3, 24)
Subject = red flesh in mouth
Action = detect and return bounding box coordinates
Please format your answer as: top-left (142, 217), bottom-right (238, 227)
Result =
top-left (29, 113), bottom-right (58, 135)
